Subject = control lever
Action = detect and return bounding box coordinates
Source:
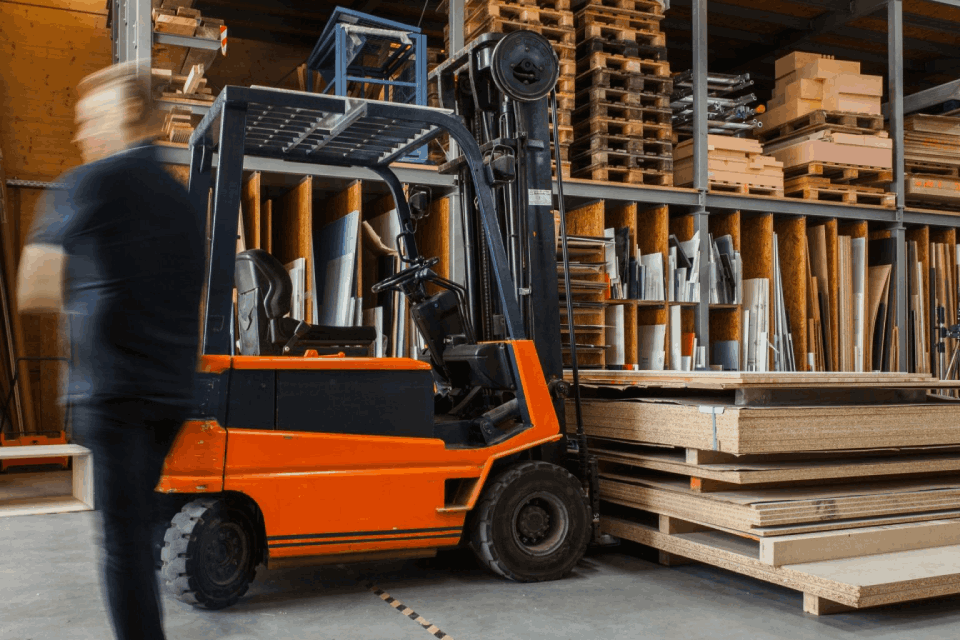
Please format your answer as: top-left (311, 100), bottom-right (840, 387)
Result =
top-left (282, 321), bottom-right (310, 354)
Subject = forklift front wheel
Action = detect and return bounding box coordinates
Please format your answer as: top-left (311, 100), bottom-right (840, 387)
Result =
top-left (470, 461), bottom-right (589, 582)
top-left (161, 497), bottom-right (259, 610)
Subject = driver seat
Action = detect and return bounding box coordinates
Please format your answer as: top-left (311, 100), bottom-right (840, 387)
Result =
top-left (234, 249), bottom-right (376, 356)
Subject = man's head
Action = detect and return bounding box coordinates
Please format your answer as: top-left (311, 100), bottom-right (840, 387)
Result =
top-left (74, 62), bottom-right (157, 163)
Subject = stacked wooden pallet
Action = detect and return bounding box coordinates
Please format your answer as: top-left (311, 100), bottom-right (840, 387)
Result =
top-left (568, 370), bottom-right (960, 614)
top-left (673, 135), bottom-right (783, 197)
top-left (570, 0), bottom-right (673, 185)
top-left (758, 52), bottom-right (894, 208)
top-left (454, 0), bottom-right (575, 177)
top-left (903, 114), bottom-right (960, 209)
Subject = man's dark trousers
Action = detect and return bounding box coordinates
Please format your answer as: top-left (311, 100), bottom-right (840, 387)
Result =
top-left (73, 398), bottom-right (186, 640)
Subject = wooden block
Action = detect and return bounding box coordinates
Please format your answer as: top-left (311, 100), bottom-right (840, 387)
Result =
top-left (823, 74), bottom-right (884, 98)
top-left (176, 6), bottom-right (201, 18)
top-left (761, 519), bottom-right (960, 567)
top-left (804, 593), bottom-right (855, 615)
top-left (775, 51), bottom-right (828, 79)
top-left (154, 14), bottom-right (199, 36)
top-left (770, 140), bottom-right (892, 170)
top-left (660, 514), bottom-right (709, 534)
top-left (782, 78), bottom-right (825, 102)
top-left (658, 551), bottom-right (695, 566)
top-left (72, 450), bottom-right (94, 508)
top-left (183, 63), bottom-right (204, 94)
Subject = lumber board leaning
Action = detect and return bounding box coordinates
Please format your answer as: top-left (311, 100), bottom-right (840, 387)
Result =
top-left (570, 399), bottom-right (960, 453)
top-left (603, 515), bottom-right (960, 611)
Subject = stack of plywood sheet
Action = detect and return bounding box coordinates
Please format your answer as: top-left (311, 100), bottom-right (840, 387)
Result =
top-left (758, 52), bottom-right (894, 208)
top-left (567, 369), bottom-right (960, 614)
top-left (451, 0), bottom-right (575, 177)
top-left (903, 114), bottom-right (960, 209)
top-left (673, 135), bottom-right (783, 196)
top-left (570, 0), bottom-right (673, 185)
top-left (151, 0), bottom-right (224, 77)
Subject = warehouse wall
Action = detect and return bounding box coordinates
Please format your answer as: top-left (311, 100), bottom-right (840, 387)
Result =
top-left (0, 0), bottom-right (111, 433)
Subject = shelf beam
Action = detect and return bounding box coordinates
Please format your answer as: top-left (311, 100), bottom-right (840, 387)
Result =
top-left (883, 79), bottom-right (960, 117)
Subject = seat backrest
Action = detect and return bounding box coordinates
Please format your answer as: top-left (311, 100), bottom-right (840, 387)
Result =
top-left (235, 249), bottom-right (292, 320)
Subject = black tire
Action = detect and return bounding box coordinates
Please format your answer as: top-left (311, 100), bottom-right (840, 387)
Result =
top-left (469, 461), bottom-right (589, 582)
top-left (160, 497), bottom-right (259, 610)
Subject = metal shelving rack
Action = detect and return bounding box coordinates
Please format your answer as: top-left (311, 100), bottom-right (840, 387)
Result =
top-left (112, 0), bottom-right (960, 370)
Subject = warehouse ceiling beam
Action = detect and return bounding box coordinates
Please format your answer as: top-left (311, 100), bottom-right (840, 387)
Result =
top-left (668, 0), bottom-right (813, 31)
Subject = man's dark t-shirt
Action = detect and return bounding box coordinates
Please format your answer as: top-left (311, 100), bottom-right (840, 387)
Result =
top-left (30, 142), bottom-right (205, 408)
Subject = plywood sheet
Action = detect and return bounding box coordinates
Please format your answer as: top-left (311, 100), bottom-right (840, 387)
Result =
top-left (273, 177), bottom-right (313, 322)
top-left (240, 173), bottom-right (261, 250)
top-left (571, 369), bottom-right (944, 389)
top-left (571, 397), bottom-right (960, 454)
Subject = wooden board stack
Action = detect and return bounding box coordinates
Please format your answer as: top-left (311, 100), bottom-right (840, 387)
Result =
top-left (566, 370), bottom-right (960, 613)
top-left (152, 64), bottom-right (212, 145)
top-left (152, 0), bottom-right (224, 76)
top-left (673, 135), bottom-right (783, 196)
top-left (570, 0), bottom-right (673, 185)
top-left (452, 0), bottom-right (575, 177)
top-left (903, 115), bottom-right (960, 209)
top-left (758, 52), bottom-right (894, 208)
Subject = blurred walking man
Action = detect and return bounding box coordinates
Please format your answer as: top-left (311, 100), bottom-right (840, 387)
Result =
top-left (17, 62), bottom-right (205, 640)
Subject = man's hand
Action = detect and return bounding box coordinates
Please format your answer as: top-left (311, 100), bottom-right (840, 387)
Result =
top-left (17, 243), bottom-right (65, 313)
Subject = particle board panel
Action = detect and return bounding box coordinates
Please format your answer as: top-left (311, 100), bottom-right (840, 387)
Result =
top-left (273, 177), bottom-right (313, 323)
top-left (593, 445), bottom-right (960, 486)
top-left (603, 515), bottom-right (960, 611)
top-left (570, 369), bottom-right (944, 388)
top-left (600, 473), bottom-right (960, 529)
top-left (760, 519), bottom-right (960, 566)
top-left (415, 197), bottom-right (450, 297)
top-left (240, 173), bottom-right (261, 250)
top-left (566, 201), bottom-right (606, 237)
top-left (775, 217), bottom-right (808, 370)
top-left (636, 205), bottom-right (669, 259)
top-left (569, 398), bottom-right (960, 454)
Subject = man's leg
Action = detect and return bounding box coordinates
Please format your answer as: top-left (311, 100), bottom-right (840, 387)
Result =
top-left (75, 400), bottom-right (184, 640)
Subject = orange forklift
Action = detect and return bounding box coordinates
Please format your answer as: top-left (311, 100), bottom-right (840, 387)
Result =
top-left (158, 31), bottom-right (598, 609)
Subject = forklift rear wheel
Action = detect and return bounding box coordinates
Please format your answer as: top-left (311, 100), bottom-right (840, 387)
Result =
top-left (161, 497), bottom-right (259, 610)
top-left (470, 461), bottom-right (589, 581)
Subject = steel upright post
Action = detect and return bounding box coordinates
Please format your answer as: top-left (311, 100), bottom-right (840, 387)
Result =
top-left (889, 0), bottom-right (908, 371)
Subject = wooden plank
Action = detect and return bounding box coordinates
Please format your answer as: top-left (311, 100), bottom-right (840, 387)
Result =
top-left (570, 369), bottom-right (950, 388)
top-left (0, 444), bottom-right (89, 459)
top-left (240, 172), bottom-right (261, 250)
top-left (760, 519), bottom-right (960, 566)
top-left (273, 177), bottom-right (313, 322)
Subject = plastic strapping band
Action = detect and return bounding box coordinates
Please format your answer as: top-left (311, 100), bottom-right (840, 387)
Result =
top-left (698, 405), bottom-right (725, 451)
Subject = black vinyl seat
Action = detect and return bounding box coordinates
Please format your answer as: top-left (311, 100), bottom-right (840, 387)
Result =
top-left (234, 249), bottom-right (376, 356)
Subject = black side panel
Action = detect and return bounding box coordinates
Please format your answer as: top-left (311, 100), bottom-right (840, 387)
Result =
top-left (226, 369), bottom-right (276, 429)
top-left (192, 371), bottom-right (228, 424)
top-left (276, 369), bottom-right (434, 438)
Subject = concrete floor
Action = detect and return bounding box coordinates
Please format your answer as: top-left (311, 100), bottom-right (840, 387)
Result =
top-left (3, 511), bottom-right (960, 640)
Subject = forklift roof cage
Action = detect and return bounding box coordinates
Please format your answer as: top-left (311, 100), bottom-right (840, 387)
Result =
top-left (186, 86), bottom-right (527, 358)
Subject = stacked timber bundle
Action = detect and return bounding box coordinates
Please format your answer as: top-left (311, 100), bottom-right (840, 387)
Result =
top-left (903, 114), bottom-right (960, 210)
top-left (673, 135), bottom-right (783, 196)
top-left (758, 52), bottom-right (894, 208)
top-left (570, 0), bottom-right (673, 185)
top-left (558, 233), bottom-right (613, 368)
top-left (568, 370), bottom-right (960, 614)
top-left (451, 0), bottom-right (576, 177)
top-left (152, 65), bottom-right (213, 145)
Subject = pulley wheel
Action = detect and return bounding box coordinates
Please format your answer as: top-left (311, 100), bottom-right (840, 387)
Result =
top-left (490, 31), bottom-right (560, 102)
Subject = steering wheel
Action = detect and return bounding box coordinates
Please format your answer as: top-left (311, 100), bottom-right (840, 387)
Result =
top-left (371, 257), bottom-right (439, 294)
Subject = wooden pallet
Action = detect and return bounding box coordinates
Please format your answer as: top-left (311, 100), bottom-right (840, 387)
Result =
top-left (905, 174), bottom-right (960, 207)
top-left (576, 51), bottom-right (670, 77)
top-left (706, 181), bottom-right (783, 197)
top-left (604, 511), bottom-right (960, 615)
top-left (464, 0), bottom-right (572, 10)
top-left (574, 116), bottom-right (672, 140)
top-left (757, 110), bottom-right (885, 145)
top-left (784, 176), bottom-right (895, 207)
top-left (572, 147), bottom-right (673, 173)
top-left (465, 17), bottom-right (577, 47)
top-left (574, 100), bottom-right (671, 124)
top-left (576, 86), bottom-right (669, 109)
top-left (578, 23), bottom-right (666, 49)
top-left (572, 0), bottom-right (664, 18)
top-left (905, 161), bottom-right (960, 178)
top-left (783, 161), bottom-right (893, 187)
top-left (572, 131), bottom-right (672, 157)
top-left (465, 3), bottom-right (574, 29)
top-left (576, 68), bottom-right (673, 94)
top-left (571, 162), bottom-right (672, 185)
top-left (576, 36), bottom-right (667, 62)
top-left (576, 5), bottom-right (663, 28)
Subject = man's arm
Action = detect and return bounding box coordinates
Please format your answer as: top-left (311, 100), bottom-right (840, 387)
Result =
top-left (17, 243), bottom-right (65, 313)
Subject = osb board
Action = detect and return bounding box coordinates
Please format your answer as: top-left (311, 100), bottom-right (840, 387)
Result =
top-left (566, 201), bottom-right (605, 237)
top-left (775, 217), bottom-right (808, 370)
top-left (636, 205), bottom-right (668, 259)
top-left (0, 3), bottom-right (111, 179)
top-left (600, 472), bottom-right (960, 528)
top-left (605, 202), bottom-right (637, 259)
top-left (568, 397), bottom-right (960, 454)
top-left (740, 213), bottom-right (772, 281)
top-left (416, 197), bottom-right (450, 297)
top-left (273, 177), bottom-right (313, 323)
top-left (710, 307), bottom-right (741, 343)
top-left (669, 213), bottom-right (695, 243)
top-left (603, 516), bottom-right (960, 609)
top-left (593, 445), bottom-right (960, 485)
top-left (240, 173), bottom-right (262, 250)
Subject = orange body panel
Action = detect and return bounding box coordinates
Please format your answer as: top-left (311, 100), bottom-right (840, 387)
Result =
top-left (157, 421), bottom-right (227, 493)
top-left (163, 340), bottom-right (561, 561)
